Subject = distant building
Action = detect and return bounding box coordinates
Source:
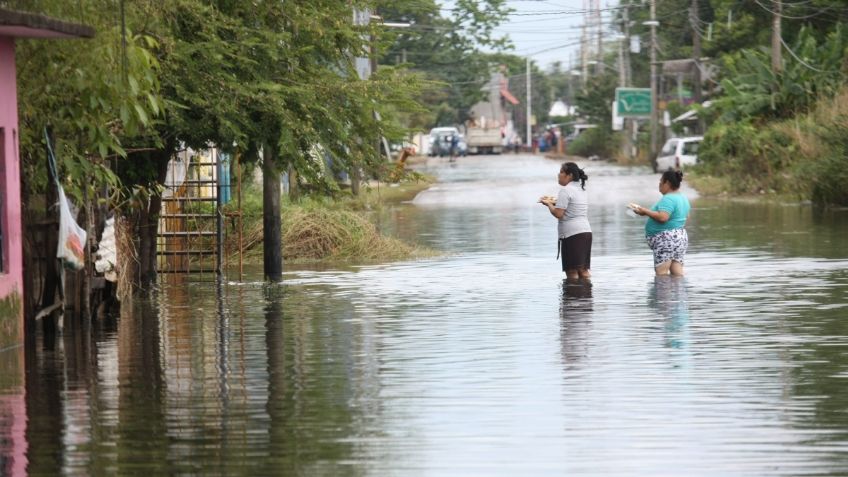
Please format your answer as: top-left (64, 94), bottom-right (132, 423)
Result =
top-left (467, 69), bottom-right (520, 150)
top-left (548, 100), bottom-right (576, 118)
top-left (468, 70), bottom-right (519, 129)
top-left (0, 8), bottom-right (94, 350)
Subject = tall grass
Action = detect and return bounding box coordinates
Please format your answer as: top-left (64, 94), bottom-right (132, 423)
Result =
top-left (280, 206), bottom-right (435, 263)
top-left (233, 177), bottom-right (438, 264)
top-left (694, 87), bottom-right (848, 206)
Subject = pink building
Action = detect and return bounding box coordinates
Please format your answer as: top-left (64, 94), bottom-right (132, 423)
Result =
top-left (0, 8), bottom-right (93, 350)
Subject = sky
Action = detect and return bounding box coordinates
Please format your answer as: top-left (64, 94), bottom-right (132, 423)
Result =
top-left (438, 0), bottom-right (621, 70)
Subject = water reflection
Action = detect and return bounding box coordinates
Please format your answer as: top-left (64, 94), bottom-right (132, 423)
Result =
top-left (11, 156), bottom-right (848, 475)
top-left (560, 279), bottom-right (593, 370)
top-left (649, 277), bottom-right (690, 351)
top-left (0, 345), bottom-right (26, 477)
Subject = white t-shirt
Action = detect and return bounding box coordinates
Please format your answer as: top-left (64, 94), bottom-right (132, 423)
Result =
top-left (556, 182), bottom-right (592, 238)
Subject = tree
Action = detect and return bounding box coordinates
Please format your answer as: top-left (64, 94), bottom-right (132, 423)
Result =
top-left (18, 0), bottom-right (427, 289)
top-left (376, 0), bottom-right (511, 128)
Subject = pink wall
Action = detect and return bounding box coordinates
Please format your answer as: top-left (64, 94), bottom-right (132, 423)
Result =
top-left (0, 36), bottom-right (24, 341)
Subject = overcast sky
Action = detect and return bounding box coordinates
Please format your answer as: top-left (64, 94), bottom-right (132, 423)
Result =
top-left (438, 0), bottom-right (621, 70)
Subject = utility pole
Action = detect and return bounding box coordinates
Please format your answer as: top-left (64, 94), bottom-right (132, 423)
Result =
top-left (648, 0), bottom-right (659, 169)
top-left (595, 0), bottom-right (603, 76)
top-left (581, 0), bottom-right (588, 88)
top-left (771, 0), bottom-right (782, 74)
top-left (620, 1), bottom-right (634, 161)
top-left (690, 0), bottom-right (705, 134)
top-left (690, 0), bottom-right (702, 104)
top-left (618, 31), bottom-right (626, 87)
top-left (526, 56), bottom-right (532, 148)
top-left (622, 1), bottom-right (631, 87)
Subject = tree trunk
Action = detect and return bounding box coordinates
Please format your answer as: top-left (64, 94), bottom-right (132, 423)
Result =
top-left (263, 143), bottom-right (283, 281)
top-left (137, 145), bottom-right (174, 290)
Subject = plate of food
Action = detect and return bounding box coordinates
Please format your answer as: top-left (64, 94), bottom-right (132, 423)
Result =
top-left (539, 195), bottom-right (557, 205)
top-left (626, 202), bottom-right (641, 217)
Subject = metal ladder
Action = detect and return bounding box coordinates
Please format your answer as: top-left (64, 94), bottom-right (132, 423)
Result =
top-left (156, 150), bottom-right (225, 278)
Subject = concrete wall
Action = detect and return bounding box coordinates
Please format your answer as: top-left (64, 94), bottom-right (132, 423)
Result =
top-left (0, 37), bottom-right (23, 349)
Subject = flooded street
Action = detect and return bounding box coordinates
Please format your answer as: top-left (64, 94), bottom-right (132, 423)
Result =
top-left (5, 154), bottom-right (848, 475)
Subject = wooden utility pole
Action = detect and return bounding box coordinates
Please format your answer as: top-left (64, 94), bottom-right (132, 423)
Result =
top-left (771, 0), bottom-right (782, 73)
top-left (690, 0), bottom-right (702, 104)
top-left (595, 0), bottom-right (603, 76)
top-left (622, 1), bottom-right (631, 88)
top-left (581, 0), bottom-right (588, 88)
top-left (621, 1), bottom-right (634, 161)
top-left (649, 0), bottom-right (659, 168)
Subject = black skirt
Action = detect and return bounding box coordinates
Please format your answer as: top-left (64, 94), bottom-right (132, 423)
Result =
top-left (560, 232), bottom-right (592, 271)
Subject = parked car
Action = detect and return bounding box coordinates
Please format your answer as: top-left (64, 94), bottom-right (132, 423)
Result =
top-left (656, 136), bottom-right (703, 171)
top-left (428, 127), bottom-right (467, 157)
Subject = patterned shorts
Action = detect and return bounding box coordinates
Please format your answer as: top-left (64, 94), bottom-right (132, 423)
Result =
top-left (647, 228), bottom-right (688, 267)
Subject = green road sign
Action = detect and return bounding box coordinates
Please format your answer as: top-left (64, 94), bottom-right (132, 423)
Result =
top-left (615, 88), bottom-right (652, 117)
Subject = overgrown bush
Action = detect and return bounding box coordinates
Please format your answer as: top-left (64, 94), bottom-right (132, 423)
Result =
top-left (696, 87), bottom-right (848, 205)
top-left (697, 121), bottom-right (797, 194)
top-left (715, 25), bottom-right (848, 121)
top-left (566, 127), bottom-right (617, 159)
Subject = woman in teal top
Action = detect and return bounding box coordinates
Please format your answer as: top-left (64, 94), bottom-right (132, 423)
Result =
top-left (633, 169), bottom-right (691, 276)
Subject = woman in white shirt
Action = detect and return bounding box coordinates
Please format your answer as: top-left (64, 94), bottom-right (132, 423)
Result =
top-left (540, 162), bottom-right (592, 280)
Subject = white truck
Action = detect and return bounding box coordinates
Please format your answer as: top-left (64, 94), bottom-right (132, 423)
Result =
top-left (465, 71), bottom-right (518, 155)
top-left (465, 127), bottom-right (502, 155)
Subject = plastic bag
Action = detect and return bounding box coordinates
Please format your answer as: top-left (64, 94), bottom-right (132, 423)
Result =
top-left (95, 217), bottom-right (117, 282)
top-left (57, 186), bottom-right (87, 270)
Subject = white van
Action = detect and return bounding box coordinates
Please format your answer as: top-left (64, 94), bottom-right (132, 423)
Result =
top-left (428, 127), bottom-right (461, 157)
top-left (656, 136), bottom-right (703, 171)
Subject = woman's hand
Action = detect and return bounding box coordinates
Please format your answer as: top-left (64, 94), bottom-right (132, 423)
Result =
top-left (629, 203), bottom-right (646, 216)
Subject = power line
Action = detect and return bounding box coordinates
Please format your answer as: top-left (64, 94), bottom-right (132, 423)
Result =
top-left (778, 35), bottom-right (844, 75)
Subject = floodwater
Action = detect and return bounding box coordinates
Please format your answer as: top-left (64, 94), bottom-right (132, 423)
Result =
top-left (3, 154), bottom-right (848, 476)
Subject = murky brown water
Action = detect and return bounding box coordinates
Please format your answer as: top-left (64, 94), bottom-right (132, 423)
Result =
top-left (2, 155), bottom-right (848, 476)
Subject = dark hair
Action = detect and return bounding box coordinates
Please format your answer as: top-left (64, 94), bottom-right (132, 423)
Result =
top-left (561, 162), bottom-right (588, 190)
top-left (661, 168), bottom-right (684, 189)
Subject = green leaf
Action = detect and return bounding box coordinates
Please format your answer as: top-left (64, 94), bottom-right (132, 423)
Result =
top-left (134, 103), bottom-right (149, 126)
top-left (146, 93), bottom-right (160, 115)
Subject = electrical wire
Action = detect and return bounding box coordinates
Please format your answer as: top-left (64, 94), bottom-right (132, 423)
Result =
top-left (779, 35), bottom-right (843, 74)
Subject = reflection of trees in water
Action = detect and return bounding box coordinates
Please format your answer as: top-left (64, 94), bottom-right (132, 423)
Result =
top-left (559, 279), bottom-right (593, 371)
top-left (264, 285), bottom-right (375, 474)
top-left (692, 199), bottom-right (848, 258)
top-left (782, 273), bottom-right (848, 446)
top-left (648, 276), bottom-right (690, 352)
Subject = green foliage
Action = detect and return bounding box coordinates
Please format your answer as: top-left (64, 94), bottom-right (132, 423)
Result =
top-left (808, 117), bottom-right (848, 206)
top-left (566, 127), bottom-right (616, 159)
top-left (376, 0), bottom-right (512, 128)
top-left (490, 53), bottom-right (554, 131)
top-left (714, 25), bottom-right (848, 121)
top-left (17, 1), bottom-right (428, 208)
top-left (17, 2), bottom-right (162, 203)
top-left (696, 87), bottom-right (848, 205)
top-left (574, 74), bottom-right (617, 128)
top-left (697, 120), bottom-right (797, 193)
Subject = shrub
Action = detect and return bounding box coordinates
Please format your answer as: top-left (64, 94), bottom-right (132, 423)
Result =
top-left (566, 127), bottom-right (616, 158)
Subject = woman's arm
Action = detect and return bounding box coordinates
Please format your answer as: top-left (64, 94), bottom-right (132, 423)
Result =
top-left (539, 195), bottom-right (566, 219)
top-left (547, 202), bottom-right (566, 219)
top-left (635, 206), bottom-right (669, 222)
